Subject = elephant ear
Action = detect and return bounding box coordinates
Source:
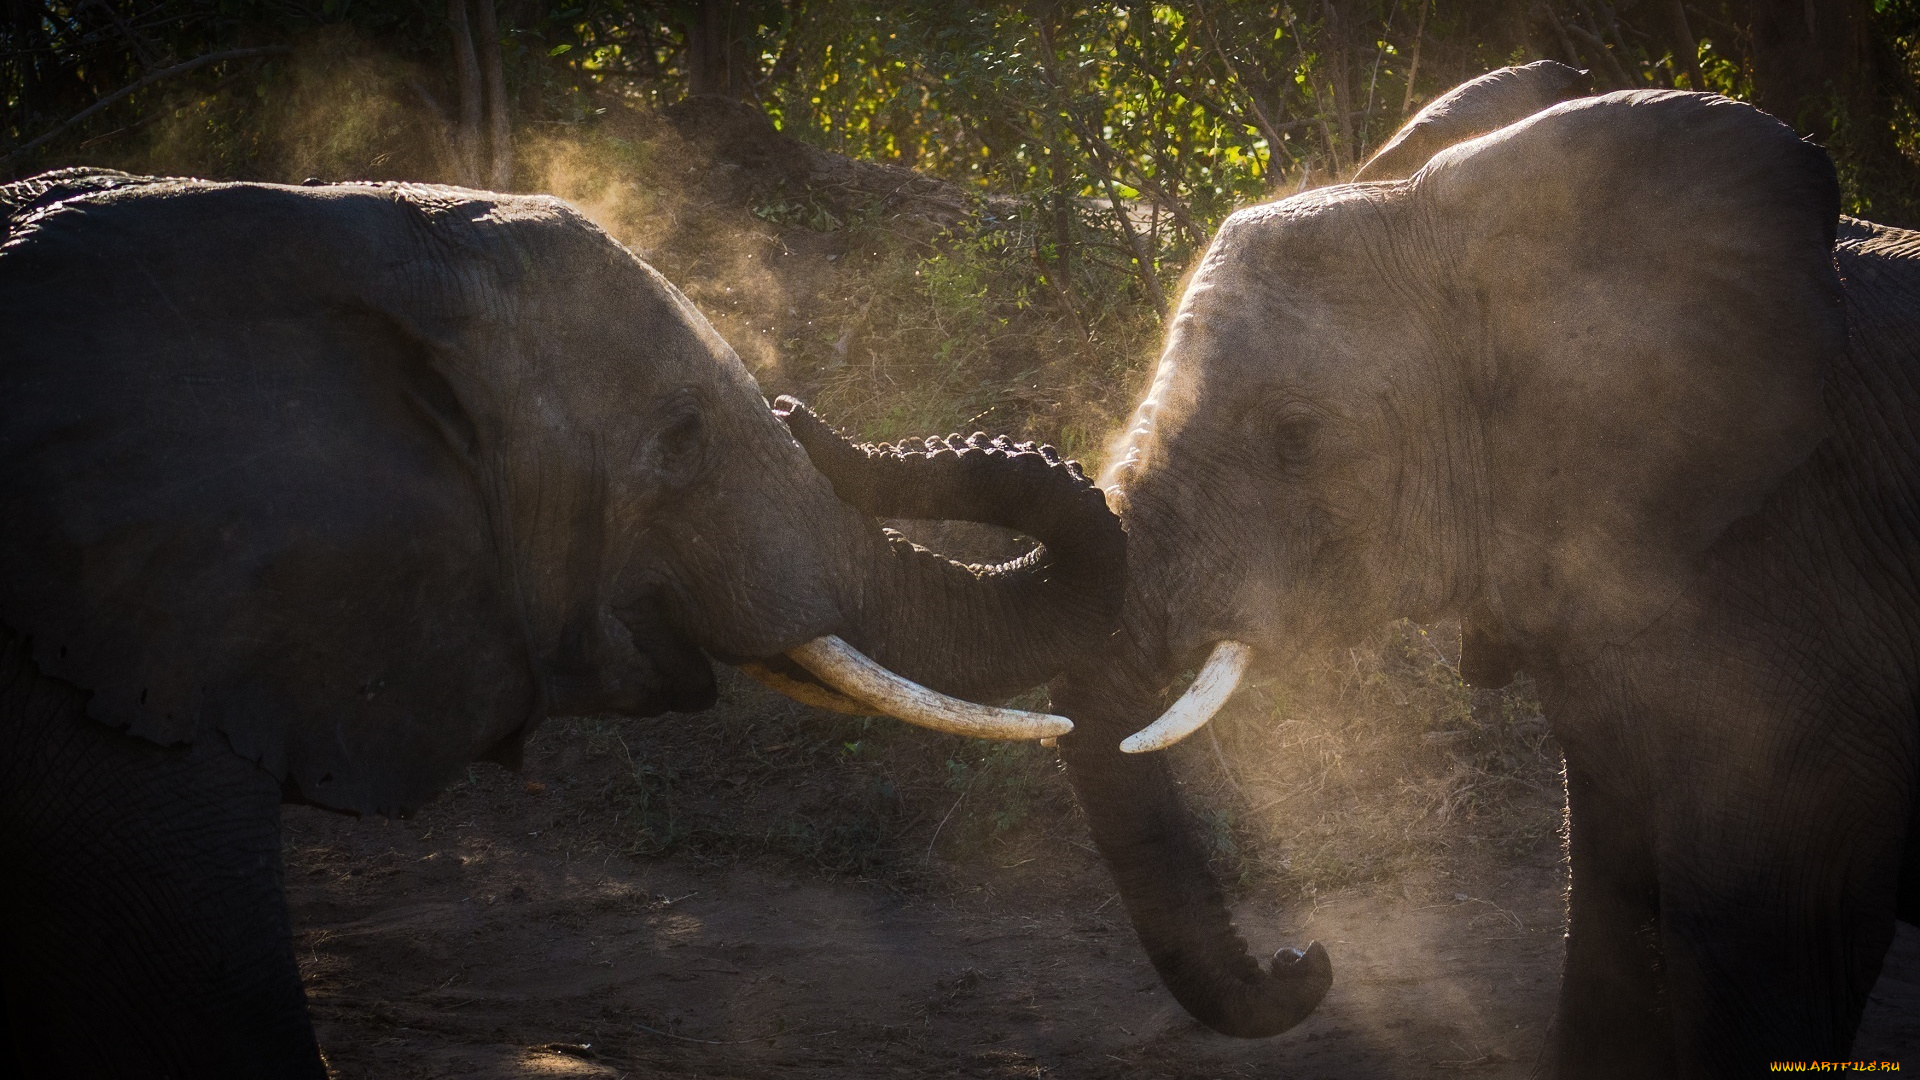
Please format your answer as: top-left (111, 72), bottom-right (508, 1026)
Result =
top-left (1353, 61), bottom-right (1592, 181)
top-left (1417, 90), bottom-right (1845, 643)
top-left (0, 181), bottom-right (541, 815)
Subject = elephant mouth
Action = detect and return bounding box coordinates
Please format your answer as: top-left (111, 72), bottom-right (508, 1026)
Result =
top-left (738, 636), bottom-right (1072, 742)
top-left (1117, 639), bottom-right (1253, 753)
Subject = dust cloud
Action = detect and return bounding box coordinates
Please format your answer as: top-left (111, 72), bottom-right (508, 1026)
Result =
top-left (34, 35), bottom-right (1727, 1072)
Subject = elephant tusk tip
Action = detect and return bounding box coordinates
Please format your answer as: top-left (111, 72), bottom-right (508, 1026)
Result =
top-left (787, 635), bottom-right (1073, 741)
top-left (1118, 640), bottom-right (1253, 753)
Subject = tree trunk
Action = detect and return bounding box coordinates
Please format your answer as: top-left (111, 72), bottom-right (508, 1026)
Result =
top-left (1665, 0), bottom-right (1706, 92)
top-left (1741, 0), bottom-right (1915, 224)
top-left (5, 0), bottom-right (48, 127)
top-left (1400, 0), bottom-right (1429, 118)
top-left (1743, 0), bottom-right (1878, 136)
top-left (684, 0), bottom-right (760, 100)
top-left (446, 0), bottom-right (486, 186)
top-left (473, 0), bottom-right (514, 190)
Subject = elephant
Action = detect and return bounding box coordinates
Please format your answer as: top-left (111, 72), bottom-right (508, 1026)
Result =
top-left (1048, 87), bottom-right (1920, 1076)
top-left (0, 169), bottom-right (1123, 1077)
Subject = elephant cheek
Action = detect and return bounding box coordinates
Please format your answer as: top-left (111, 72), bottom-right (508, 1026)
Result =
top-left (615, 602), bottom-right (719, 714)
top-left (654, 507), bottom-right (849, 663)
top-left (547, 604), bottom-right (717, 718)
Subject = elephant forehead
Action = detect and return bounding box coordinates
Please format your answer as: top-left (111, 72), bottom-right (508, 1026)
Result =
top-left (1100, 186), bottom-right (1416, 488)
top-left (1178, 203), bottom-right (1413, 359)
top-left (1210, 183), bottom-right (1404, 274)
top-left (1102, 317), bottom-right (1349, 493)
top-left (505, 274), bottom-right (747, 403)
top-left (1168, 278), bottom-right (1388, 402)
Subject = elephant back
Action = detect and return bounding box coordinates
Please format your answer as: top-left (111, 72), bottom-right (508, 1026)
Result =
top-left (1831, 217), bottom-right (1920, 514)
top-left (1, 168), bottom-right (162, 236)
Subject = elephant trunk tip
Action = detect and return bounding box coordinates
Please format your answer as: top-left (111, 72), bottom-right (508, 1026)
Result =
top-left (1167, 938), bottom-right (1334, 1038)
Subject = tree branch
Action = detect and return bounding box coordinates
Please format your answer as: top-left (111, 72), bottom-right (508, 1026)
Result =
top-left (2, 46), bottom-right (289, 172)
top-left (1566, 19), bottom-right (1633, 89)
top-left (1095, 172), bottom-right (1166, 321)
top-left (1195, 1), bottom-right (1286, 152)
top-left (1401, 0), bottom-right (1429, 117)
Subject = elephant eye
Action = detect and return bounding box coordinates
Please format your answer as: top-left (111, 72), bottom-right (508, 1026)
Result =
top-left (1272, 414), bottom-right (1318, 468)
top-left (655, 407), bottom-right (707, 488)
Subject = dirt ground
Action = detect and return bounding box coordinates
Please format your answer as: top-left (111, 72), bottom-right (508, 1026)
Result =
top-left (287, 677), bottom-right (1920, 1079)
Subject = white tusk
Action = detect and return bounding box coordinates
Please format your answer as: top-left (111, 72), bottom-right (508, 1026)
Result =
top-left (738, 661), bottom-right (876, 716)
top-left (787, 635), bottom-right (1073, 741)
top-left (1120, 640), bottom-right (1252, 753)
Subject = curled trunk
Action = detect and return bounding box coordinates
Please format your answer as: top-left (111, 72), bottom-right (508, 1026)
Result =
top-left (1050, 633), bottom-right (1331, 1038)
top-left (777, 398), bottom-right (1124, 703)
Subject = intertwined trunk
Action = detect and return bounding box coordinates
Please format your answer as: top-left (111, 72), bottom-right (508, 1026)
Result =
top-left (784, 390), bottom-right (1325, 1033)
top-left (783, 398), bottom-right (1330, 1035)
top-left (777, 399), bottom-right (1124, 703)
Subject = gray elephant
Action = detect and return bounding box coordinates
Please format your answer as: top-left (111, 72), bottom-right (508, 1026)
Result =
top-left (1050, 88), bottom-right (1920, 1076)
top-left (0, 169), bottom-right (1122, 1077)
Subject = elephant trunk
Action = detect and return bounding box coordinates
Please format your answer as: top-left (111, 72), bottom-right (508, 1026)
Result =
top-left (775, 398), bottom-right (1124, 703)
top-left (1050, 633), bottom-right (1331, 1038)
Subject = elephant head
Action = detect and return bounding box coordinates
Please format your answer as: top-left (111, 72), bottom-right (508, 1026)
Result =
top-left (1052, 90), bottom-right (1845, 1036)
top-left (0, 170), bottom-right (1123, 817)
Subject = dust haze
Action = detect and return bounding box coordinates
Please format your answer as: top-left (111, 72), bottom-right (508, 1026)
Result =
top-left (43, 30), bottom-right (1920, 1075)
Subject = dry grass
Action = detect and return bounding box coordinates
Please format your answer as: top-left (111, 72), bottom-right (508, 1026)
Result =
top-left (1164, 620), bottom-right (1563, 901)
top-left (521, 670), bottom-right (1076, 884)
top-left (524, 621), bottom-right (1564, 907)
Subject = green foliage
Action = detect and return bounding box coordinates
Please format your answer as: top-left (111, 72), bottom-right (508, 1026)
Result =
top-left (797, 197), bottom-right (1158, 452)
top-left (757, 1), bottom-right (1419, 323)
top-left (19, 2), bottom-right (1920, 229)
top-left (33, 3), bottom-right (1920, 300)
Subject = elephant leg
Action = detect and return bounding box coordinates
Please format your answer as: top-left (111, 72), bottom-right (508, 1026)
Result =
top-left (1658, 899), bottom-right (1894, 1077)
top-left (1896, 771), bottom-right (1920, 926)
top-left (1655, 785), bottom-right (1903, 1074)
top-left (1549, 749), bottom-right (1672, 1078)
top-left (0, 634), bottom-right (324, 1079)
